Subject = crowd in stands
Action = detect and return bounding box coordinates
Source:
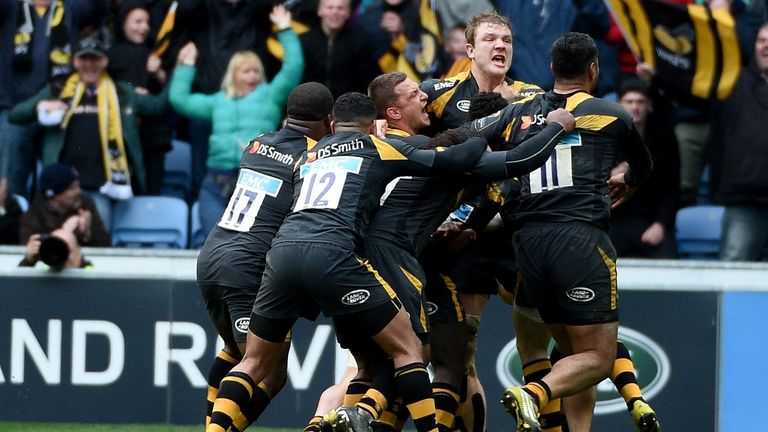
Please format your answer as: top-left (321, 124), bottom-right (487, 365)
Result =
top-left (0, 0), bottom-right (767, 262)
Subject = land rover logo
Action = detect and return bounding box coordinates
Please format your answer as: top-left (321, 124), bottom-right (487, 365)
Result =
top-left (341, 289), bottom-right (370, 305)
top-left (566, 287), bottom-right (595, 302)
top-left (426, 302), bottom-right (438, 315)
top-left (495, 326), bottom-right (670, 415)
top-left (456, 100), bottom-right (470, 112)
top-left (234, 317), bottom-right (250, 333)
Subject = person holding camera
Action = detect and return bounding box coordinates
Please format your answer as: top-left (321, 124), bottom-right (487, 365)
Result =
top-left (19, 163), bottom-right (109, 267)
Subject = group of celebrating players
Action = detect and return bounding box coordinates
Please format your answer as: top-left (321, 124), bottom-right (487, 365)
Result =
top-left (194, 11), bottom-right (660, 432)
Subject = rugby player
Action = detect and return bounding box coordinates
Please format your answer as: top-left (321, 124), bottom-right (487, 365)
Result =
top-left (206, 92), bottom-right (487, 432)
top-left (418, 11), bottom-right (544, 431)
top-left (325, 73), bottom-right (573, 432)
top-left (481, 33), bottom-right (653, 432)
top-left (196, 82), bottom-right (334, 431)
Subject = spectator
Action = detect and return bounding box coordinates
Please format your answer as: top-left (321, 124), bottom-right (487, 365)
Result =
top-left (0, 0), bottom-right (102, 199)
top-left (9, 34), bottom-right (169, 229)
top-left (710, 22), bottom-right (768, 261)
top-left (610, 78), bottom-right (680, 258)
top-left (442, 23), bottom-right (471, 76)
top-left (0, 178), bottom-right (23, 244)
top-left (301, 0), bottom-right (380, 97)
top-left (495, 0), bottom-right (610, 90)
top-left (173, 0), bottom-right (276, 198)
top-left (169, 4), bottom-right (303, 237)
top-left (108, 0), bottom-right (171, 195)
top-left (19, 226), bottom-right (92, 269)
top-left (19, 163), bottom-right (110, 268)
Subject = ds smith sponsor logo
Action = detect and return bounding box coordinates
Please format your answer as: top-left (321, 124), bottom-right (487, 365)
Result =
top-left (317, 139), bottom-right (365, 158)
top-left (520, 114), bottom-right (546, 130)
top-left (234, 317), bottom-right (250, 333)
top-left (341, 289), bottom-right (371, 305)
top-left (456, 100), bottom-right (471, 112)
top-left (251, 141), bottom-right (295, 165)
top-left (496, 326), bottom-right (671, 414)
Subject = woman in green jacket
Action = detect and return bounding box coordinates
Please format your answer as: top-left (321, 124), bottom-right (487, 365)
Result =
top-left (169, 4), bottom-right (304, 237)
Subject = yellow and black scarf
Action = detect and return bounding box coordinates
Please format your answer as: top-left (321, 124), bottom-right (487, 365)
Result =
top-left (13, 0), bottom-right (71, 78)
top-left (60, 73), bottom-right (134, 200)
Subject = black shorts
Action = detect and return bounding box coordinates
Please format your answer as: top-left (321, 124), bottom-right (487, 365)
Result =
top-left (366, 241), bottom-right (429, 341)
top-left (512, 222), bottom-right (619, 325)
top-left (253, 242), bottom-right (400, 321)
top-left (199, 283), bottom-right (257, 344)
top-left (423, 268), bottom-right (465, 326)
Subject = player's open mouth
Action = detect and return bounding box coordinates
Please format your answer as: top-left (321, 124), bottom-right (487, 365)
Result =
top-left (492, 54), bottom-right (506, 67)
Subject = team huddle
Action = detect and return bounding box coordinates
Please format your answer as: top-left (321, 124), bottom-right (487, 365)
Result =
top-left (195, 12), bottom-right (658, 432)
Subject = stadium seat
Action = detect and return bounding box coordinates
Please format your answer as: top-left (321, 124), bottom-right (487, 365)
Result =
top-left (676, 205), bottom-right (724, 259)
top-left (190, 201), bottom-right (206, 249)
top-left (161, 139), bottom-right (192, 201)
top-left (13, 194), bottom-right (29, 213)
top-left (112, 196), bottom-right (189, 248)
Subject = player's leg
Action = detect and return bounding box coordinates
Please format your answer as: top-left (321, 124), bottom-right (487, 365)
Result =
top-left (456, 292), bottom-right (489, 432)
top-left (306, 361), bottom-right (358, 432)
top-left (206, 315), bottom-right (296, 432)
top-left (611, 341), bottom-right (661, 432)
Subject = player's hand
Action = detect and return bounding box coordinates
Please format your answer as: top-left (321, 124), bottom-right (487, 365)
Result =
top-left (446, 228), bottom-right (476, 252)
top-left (493, 83), bottom-right (520, 102)
top-left (434, 219), bottom-right (464, 238)
top-left (611, 161), bottom-right (629, 178)
top-left (177, 42), bottom-right (198, 65)
top-left (641, 222), bottom-right (665, 246)
top-left (374, 119), bottom-right (388, 138)
top-left (270, 4), bottom-right (292, 31)
top-left (25, 234), bottom-right (42, 262)
top-left (607, 171), bottom-right (636, 208)
top-left (546, 108), bottom-right (575, 132)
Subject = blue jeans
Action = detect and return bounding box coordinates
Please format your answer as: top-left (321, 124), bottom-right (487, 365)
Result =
top-left (198, 169), bottom-right (237, 240)
top-left (0, 109), bottom-right (41, 198)
top-left (720, 204), bottom-right (768, 261)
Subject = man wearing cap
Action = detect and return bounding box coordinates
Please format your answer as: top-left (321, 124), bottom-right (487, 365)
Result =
top-left (19, 163), bottom-right (109, 267)
top-left (9, 33), bottom-right (168, 226)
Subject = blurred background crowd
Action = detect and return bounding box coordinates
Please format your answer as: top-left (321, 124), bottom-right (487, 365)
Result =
top-left (0, 0), bottom-right (766, 264)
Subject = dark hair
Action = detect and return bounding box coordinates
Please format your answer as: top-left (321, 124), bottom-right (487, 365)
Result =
top-left (333, 92), bottom-right (377, 125)
top-left (287, 82), bottom-right (334, 121)
top-left (368, 72), bottom-right (408, 118)
top-left (465, 11), bottom-right (513, 46)
top-left (618, 77), bottom-right (651, 99)
top-left (551, 32), bottom-right (599, 80)
top-left (469, 92), bottom-right (508, 120)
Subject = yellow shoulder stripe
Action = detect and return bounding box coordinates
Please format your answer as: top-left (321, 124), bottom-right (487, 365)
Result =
top-left (385, 128), bottom-right (411, 137)
top-left (575, 114), bottom-right (618, 131)
top-left (370, 135), bottom-right (408, 160)
top-left (305, 136), bottom-right (317, 151)
top-left (566, 92), bottom-right (593, 111)
top-left (427, 71), bottom-right (470, 118)
top-left (500, 118), bottom-right (517, 142)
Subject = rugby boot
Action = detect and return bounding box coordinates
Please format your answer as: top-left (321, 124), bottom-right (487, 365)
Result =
top-left (631, 400), bottom-right (661, 432)
top-left (332, 406), bottom-right (374, 432)
top-left (319, 409), bottom-right (339, 432)
top-left (501, 387), bottom-right (542, 432)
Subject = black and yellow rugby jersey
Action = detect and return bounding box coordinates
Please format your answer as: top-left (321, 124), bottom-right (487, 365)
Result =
top-left (467, 90), bottom-right (653, 229)
top-left (365, 129), bottom-right (471, 257)
top-left (197, 128), bottom-right (316, 287)
top-left (420, 70), bottom-right (543, 132)
top-left (271, 131), bottom-right (486, 251)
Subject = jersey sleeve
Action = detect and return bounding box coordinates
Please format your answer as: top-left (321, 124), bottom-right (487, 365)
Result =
top-left (371, 135), bottom-right (486, 175)
top-left (470, 123), bottom-right (566, 179)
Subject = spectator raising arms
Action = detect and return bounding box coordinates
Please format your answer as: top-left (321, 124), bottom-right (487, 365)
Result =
top-left (169, 4), bottom-right (304, 238)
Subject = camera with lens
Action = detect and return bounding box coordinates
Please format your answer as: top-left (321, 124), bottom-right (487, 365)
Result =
top-left (39, 234), bottom-right (70, 271)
